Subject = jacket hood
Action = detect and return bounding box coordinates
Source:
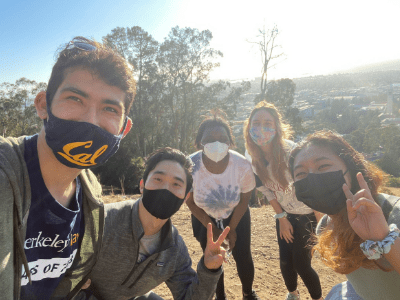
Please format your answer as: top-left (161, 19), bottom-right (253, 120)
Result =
top-left (79, 169), bottom-right (103, 205)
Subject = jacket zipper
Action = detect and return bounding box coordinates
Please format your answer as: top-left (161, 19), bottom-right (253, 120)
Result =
top-left (128, 258), bottom-right (155, 288)
top-left (121, 231), bottom-right (144, 286)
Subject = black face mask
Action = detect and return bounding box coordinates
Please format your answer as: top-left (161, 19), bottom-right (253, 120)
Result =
top-left (142, 188), bottom-right (185, 220)
top-left (294, 170), bottom-right (348, 215)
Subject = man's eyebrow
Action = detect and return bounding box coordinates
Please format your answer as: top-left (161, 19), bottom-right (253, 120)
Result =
top-left (173, 176), bottom-right (185, 184)
top-left (315, 156), bottom-right (331, 162)
top-left (153, 171), bottom-right (165, 176)
top-left (60, 87), bottom-right (88, 98)
top-left (103, 99), bottom-right (125, 112)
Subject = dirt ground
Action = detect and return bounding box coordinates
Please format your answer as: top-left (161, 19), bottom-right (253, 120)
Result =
top-left (103, 187), bottom-right (400, 300)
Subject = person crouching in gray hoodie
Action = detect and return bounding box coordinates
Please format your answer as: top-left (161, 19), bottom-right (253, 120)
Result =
top-left (76, 147), bottom-right (230, 300)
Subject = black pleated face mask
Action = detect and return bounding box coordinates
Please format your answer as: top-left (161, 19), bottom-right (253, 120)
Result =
top-left (294, 170), bottom-right (348, 215)
top-left (142, 188), bottom-right (185, 220)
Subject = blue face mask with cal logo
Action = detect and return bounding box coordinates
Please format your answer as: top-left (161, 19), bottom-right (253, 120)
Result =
top-left (44, 106), bottom-right (128, 169)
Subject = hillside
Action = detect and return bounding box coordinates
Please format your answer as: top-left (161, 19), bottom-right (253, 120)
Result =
top-left (344, 59), bottom-right (400, 74)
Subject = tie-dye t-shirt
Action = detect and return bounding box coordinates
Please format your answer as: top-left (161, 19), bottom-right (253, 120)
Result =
top-left (190, 150), bottom-right (256, 220)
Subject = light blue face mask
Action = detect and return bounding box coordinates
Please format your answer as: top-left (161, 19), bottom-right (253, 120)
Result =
top-left (249, 127), bottom-right (276, 146)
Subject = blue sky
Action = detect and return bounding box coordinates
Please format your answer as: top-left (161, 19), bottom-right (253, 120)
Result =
top-left (0, 0), bottom-right (184, 84)
top-left (1, 0), bottom-right (400, 85)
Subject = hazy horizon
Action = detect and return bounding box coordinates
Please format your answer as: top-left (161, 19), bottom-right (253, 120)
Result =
top-left (1, 0), bottom-right (400, 84)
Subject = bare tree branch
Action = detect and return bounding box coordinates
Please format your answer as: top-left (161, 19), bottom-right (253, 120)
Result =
top-left (247, 23), bottom-right (284, 102)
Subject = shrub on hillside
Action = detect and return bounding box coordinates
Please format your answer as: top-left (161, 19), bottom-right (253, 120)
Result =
top-left (92, 148), bottom-right (145, 195)
top-left (387, 176), bottom-right (400, 188)
top-left (375, 154), bottom-right (400, 177)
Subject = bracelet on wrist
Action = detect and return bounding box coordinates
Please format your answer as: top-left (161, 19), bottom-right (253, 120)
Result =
top-left (274, 211), bottom-right (288, 219)
top-left (360, 223), bottom-right (400, 260)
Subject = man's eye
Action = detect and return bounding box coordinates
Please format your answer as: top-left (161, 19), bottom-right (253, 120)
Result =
top-left (153, 177), bottom-right (161, 182)
top-left (68, 96), bottom-right (81, 102)
top-left (174, 182), bottom-right (182, 187)
top-left (295, 172), bottom-right (307, 179)
top-left (318, 164), bottom-right (331, 170)
top-left (105, 107), bottom-right (118, 113)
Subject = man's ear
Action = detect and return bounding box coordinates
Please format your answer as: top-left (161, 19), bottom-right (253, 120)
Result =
top-left (121, 117), bottom-right (132, 138)
top-left (139, 179), bottom-right (144, 194)
top-left (34, 91), bottom-right (48, 120)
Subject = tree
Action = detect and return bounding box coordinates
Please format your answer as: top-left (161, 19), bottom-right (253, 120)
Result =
top-left (103, 26), bottom-right (159, 157)
top-left (248, 24), bottom-right (284, 102)
top-left (157, 26), bottom-right (223, 151)
top-left (0, 78), bottom-right (46, 137)
top-left (266, 78), bottom-right (295, 107)
top-left (221, 81), bottom-right (251, 118)
top-left (380, 125), bottom-right (400, 159)
top-left (263, 78), bottom-right (303, 134)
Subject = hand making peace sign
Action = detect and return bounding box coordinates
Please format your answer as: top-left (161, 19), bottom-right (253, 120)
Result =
top-left (203, 223), bottom-right (230, 270)
top-left (343, 172), bottom-right (389, 241)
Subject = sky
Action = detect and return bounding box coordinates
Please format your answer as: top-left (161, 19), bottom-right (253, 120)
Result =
top-left (1, 0), bottom-right (400, 85)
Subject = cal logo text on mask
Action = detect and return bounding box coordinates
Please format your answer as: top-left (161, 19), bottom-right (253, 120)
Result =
top-left (57, 141), bottom-right (108, 167)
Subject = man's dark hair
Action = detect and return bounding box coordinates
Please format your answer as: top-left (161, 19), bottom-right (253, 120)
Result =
top-left (46, 36), bottom-right (136, 114)
top-left (143, 147), bottom-right (193, 195)
top-left (195, 110), bottom-right (235, 149)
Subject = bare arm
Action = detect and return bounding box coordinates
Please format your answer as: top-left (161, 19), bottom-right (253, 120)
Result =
top-left (186, 192), bottom-right (222, 240)
top-left (228, 191), bottom-right (252, 230)
top-left (313, 210), bottom-right (324, 223)
top-left (269, 198), bottom-right (284, 214)
top-left (186, 192), bottom-right (213, 228)
top-left (384, 238), bottom-right (400, 274)
top-left (269, 198), bottom-right (294, 243)
top-left (226, 190), bottom-right (252, 250)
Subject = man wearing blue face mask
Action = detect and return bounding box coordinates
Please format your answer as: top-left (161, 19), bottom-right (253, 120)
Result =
top-left (0, 37), bottom-right (135, 299)
top-left (77, 147), bottom-right (230, 300)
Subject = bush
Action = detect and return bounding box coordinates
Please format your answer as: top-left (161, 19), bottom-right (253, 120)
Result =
top-left (387, 176), bottom-right (400, 188)
top-left (375, 154), bottom-right (400, 177)
top-left (92, 145), bottom-right (145, 195)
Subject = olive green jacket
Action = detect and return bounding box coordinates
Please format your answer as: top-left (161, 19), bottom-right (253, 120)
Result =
top-left (0, 136), bottom-right (104, 299)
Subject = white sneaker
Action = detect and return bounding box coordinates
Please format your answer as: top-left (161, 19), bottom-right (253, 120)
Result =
top-left (285, 290), bottom-right (300, 300)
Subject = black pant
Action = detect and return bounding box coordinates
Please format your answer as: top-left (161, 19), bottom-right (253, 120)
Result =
top-left (191, 208), bottom-right (255, 298)
top-left (276, 213), bottom-right (322, 299)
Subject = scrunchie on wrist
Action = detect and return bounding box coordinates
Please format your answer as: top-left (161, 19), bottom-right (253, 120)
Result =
top-left (360, 224), bottom-right (400, 260)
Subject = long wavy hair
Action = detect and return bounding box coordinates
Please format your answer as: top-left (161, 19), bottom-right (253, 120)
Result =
top-left (244, 101), bottom-right (293, 190)
top-left (288, 130), bottom-right (386, 274)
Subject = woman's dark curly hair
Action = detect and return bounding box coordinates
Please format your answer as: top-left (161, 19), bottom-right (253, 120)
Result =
top-left (194, 110), bottom-right (235, 149)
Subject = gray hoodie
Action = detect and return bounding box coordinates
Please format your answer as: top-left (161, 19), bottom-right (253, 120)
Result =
top-left (85, 199), bottom-right (221, 300)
